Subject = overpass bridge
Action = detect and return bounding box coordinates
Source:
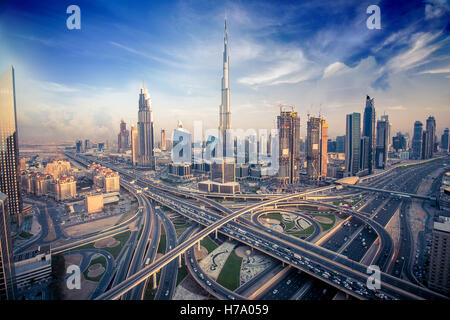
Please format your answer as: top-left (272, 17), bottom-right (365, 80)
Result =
top-left (96, 185), bottom-right (447, 300)
top-left (344, 184), bottom-right (436, 202)
top-left (67, 153), bottom-right (446, 300)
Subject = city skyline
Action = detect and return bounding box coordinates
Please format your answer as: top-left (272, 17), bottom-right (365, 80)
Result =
top-left (0, 1), bottom-right (449, 144)
top-left (2, 1), bottom-right (450, 303)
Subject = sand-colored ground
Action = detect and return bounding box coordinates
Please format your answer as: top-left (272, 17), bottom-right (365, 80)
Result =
top-left (64, 215), bottom-right (122, 238)
top-left (408, 167), bottom-right (445, 248)
top-left (87, 263), bottom-right (105, 278)
top-left (198, 241), bottom-right (236, 280)
top-left (194, 246), bottom-right (208, 261)
top-left (172, 274), bottom-right (209, 300)
top-left (385, 207), bottom-right (401, 268)
top-left (64, 253), bottom-right (83, 267)
top-left (94, 237), bottom-right (120, 249)
top-left (313, 216), bottom-right (333, 224)
top-left (62, 254), bottom-right (97, 300)
top-left (43, 206), bottom-right (56, 242)
top-left (259, 217), bottom-right (280, 225)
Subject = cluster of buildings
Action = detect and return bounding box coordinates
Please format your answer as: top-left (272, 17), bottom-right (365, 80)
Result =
top-left (341, 96), bottom-right (391, 177)
top-left (21, 160), bottom-right (77, 201)
top-left (88, 163), bottom-right (120, 193)
top-left (412, 116), bottom-right (438, 160)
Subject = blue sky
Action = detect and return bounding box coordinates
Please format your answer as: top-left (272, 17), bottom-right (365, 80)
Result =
top-left (0, 0), bottom-right (449, 144)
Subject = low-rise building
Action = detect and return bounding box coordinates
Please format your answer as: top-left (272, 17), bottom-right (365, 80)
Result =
top-left (168, 163), bottom-right (193, 178)
top-left (85, 194), bottom-right (104, 213)
top-left (14, 245), bottom-right (52, 290)
top-left (54, 176), bottom-right (77, 201)
top-left (198, 180), bottom-right (240, 194)
top-left (89, 162), bottom-right (120, 193)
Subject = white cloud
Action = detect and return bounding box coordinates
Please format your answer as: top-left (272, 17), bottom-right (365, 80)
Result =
top-left (425, 0), bottom-right (450, 20)
top-left (386, 32), bottom-right (444, 73)
top-left (419, 66), bottom-right (450, 74)
top-left (322, 62), bottom-right (349, 79)
top-left (37, 81), bottom-right (79, 93)
top-left (238, 48), bottom-right (319, 87)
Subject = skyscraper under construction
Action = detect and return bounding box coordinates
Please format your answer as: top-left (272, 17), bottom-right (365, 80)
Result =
top-left (306, 116), bottom-right (328, 181)
top-left (277, 106), bottom-right (300, 185)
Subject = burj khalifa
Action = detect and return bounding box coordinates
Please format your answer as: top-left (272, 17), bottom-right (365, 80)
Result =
top-left (219, 19), bottom-right (231, 155)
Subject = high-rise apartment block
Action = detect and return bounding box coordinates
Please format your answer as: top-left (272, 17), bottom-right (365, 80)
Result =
top-left (345, 112), bottom-right (361, 176)
top-left (131, 125), bottom-right (139, 166)
top-left (428, 217), bottom-right (450, 295)
top-left (0, 66), bottom-right (22, 225)
top-left (306, 116), bottom-right (328, 181)
top-left (362, 96), bottom-right (376, 174)
top-left (412, 121), bottom-right (423, 160)
top-left (441, 128), bottom-right (449, 153)
top-left (138, 87), bottom-right (155, 169)
top-left (278, 106), bottom-right (301, 184)
top-left (376, 117), bottom-right (389, 169)
top-left (117, 120), bottom-right (130, 153)
top-left (0, 192), bottom-right (16, 300)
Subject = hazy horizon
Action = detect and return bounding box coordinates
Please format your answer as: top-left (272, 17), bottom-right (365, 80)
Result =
top-left (1, 0), bottom-right (449, 145)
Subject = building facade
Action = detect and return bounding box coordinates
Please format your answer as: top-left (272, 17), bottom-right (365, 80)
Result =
top-left (306, 116), bottom-right (328, 181)
top-left (161, 129), bottom-right (167, 151)
top-left (362, 96), bottom-right (376, 174)
top-left (426, 116), bottom-right (436, 155)
top-left (428, 217), bottom-right (450, 295)
top-left (54, 176), bottom-right (76, 201)
top-left (375, 118), bottom-right (389, 169)
top-left (277, 106), bottom-right (301, 184)
top-left (131, 125), bottom-right (139, 166)
top-left (138, 87), bottom-right (155, 169)
top-left (219, 19), bottom-right (232, 156)
top-left (441, 128), bottom-right (449, 153)
top-left (412, 121), bottom-right (423, 160)
top-left (345, 112), bottom-right (361, 176)
top-left (117, 120), bottom-right (130, 153)
top-left (0, 66), bottom-right (22, 225)
top-left (0, 192), bottom-right (15, 300)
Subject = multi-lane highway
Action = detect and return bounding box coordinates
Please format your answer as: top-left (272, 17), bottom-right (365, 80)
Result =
top-left (65, 153), bottom-right (448, 300)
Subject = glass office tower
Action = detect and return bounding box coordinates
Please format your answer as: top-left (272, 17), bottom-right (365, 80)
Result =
top-left (0, 66), bottom-right (22, 225)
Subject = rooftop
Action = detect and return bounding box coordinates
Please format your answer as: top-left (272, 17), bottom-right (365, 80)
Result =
top-left (434, 216), bottom-right (450, 233)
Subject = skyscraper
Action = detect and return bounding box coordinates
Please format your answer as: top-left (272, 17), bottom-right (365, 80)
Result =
top-left (375, 117), bottom-right (389, 169)
top-left (360, 136), bottom-right (369, 173)
top-left (306, 116), bottom-right (328, 181)
top-left (84, 139), bottom-right (90, 151)
top-left (219, 19), bottom-right (232, 156)
top-left (76, 140), bottom-right (83, 153)
top-left (441, 128), bottom-right (449, 153)
top-left (426, 116), bottom-right (437, 155)
top-left (422, 130), bottom-right (431, 160)
top-left (362, 96), bottom-right (376, 173)
top-left (393, 132), bottom-right (407, 152)
top-left (412, 121), bottom-right (423, 159)
top-left (278, 106), bottom-right (301, 185)
top-left (117, 120), bottom-right (130, 153)
top-left (161, 129), bottom-right (167, 151)
top-left (0, 66), bottom-right (22, 225)
top-left (0, 192), bottom-right (15, 300)
top-left (345, 112), bottom-right (361, 176)
top-left (336, 135), bottom-right (345, 153)
top-left (428, 217), bottom-right (450, 295)
top-left (138, 87), bottom-right (155, 169)
top-left (131, 125), bottom-right (139, 167)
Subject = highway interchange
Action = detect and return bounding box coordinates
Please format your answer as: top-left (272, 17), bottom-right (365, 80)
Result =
top-left (25, 152), bottom-right (448, 301)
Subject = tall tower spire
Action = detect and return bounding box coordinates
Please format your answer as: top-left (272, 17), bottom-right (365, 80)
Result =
top-left (219, 18), bottom-right (231, 154)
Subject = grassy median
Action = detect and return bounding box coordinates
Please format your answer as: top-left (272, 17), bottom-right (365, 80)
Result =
top-left (216, 250), bottom-right (242, 291)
